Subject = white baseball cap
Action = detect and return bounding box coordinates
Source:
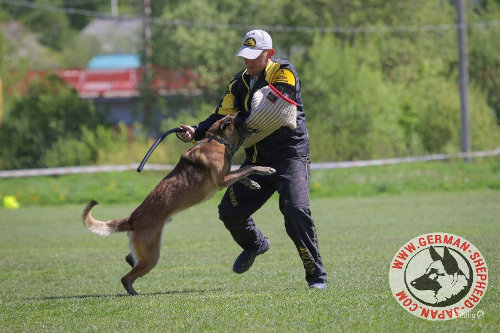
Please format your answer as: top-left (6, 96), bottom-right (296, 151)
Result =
top-left (236, 29), bottom-right (273, 59)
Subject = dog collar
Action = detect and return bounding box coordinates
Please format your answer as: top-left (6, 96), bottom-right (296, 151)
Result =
top-left (205, 134), bottom-right (238, 155)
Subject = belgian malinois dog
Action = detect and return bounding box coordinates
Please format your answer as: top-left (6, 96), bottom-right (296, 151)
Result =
top-left (82, 112), bottom-right (275, 295)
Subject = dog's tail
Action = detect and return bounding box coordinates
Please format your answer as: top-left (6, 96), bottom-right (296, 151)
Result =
top-left (82, 200), bottom-right (131, 236)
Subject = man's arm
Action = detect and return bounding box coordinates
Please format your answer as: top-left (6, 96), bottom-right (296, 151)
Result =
top-left (270, 68), bottom-right (297, 101)
top-left (178, 77), bottom-right (239, 142)
top-left (192, 113), bottom-right (224, 141)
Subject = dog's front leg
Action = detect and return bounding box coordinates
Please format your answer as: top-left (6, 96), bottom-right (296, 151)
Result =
top-left (239, 177), bottom-right (261, 190)
top-left (218, 165), bottom-right (275, 188)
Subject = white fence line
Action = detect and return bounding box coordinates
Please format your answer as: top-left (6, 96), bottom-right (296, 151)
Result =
top-left (309, 148), bottom-right (500, 170)
top-left (0, 148), bottom-right (498, 178)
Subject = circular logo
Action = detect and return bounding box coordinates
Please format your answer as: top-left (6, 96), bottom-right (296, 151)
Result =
top-left (389, 233), bottom-right (488, 320)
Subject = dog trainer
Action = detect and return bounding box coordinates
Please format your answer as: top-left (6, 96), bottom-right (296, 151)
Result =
top-left (177, 29), bottom-right (328, 289)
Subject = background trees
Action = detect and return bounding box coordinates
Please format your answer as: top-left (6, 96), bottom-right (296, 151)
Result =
top-left (0, 75), bottom-right (104, 169)
top-left (1, 0), bottom-right (499, 168)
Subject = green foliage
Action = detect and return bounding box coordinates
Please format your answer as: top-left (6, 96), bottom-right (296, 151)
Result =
top-left (409, 77), bottom-right (461, 153)
top-left (468, 85), bottom-right (500, 148)
top-left (20, 8), bottom-right (74, 51)
top-left (296, 35), bottom-right (408, 161)
top-left (149, 0), bottom-right (500, 162)
top-left (1, 0), bottom-right (499, 166)
top-left (0, 32), bottom-right (4, 74)
top-left (294, 27), bottom-right (500, 161)
top-left (310, 158), bottom-right (500, 198)
top-left (59, 35), bottom-right (103, 68)
top-left (40, 125), bottom-right (115, 168)
top-left (25, 119), bottom-right (189, 169)
top-left (152, 0), bottom-right (241, 94)
top-left (0, 75), bottom-right (104, 169)
top-left (399, 76), bottom-right (500, 154)
top-left (468, 3), bottom-right (500, 123)
top-left (91, 122), bottom-right (186, 166)
top-left (41, 136), bottom-right (93, 168)
top-left (61, 0), bottom-right (98, 30)
top-left (0, 158), bottom-right (498, 207)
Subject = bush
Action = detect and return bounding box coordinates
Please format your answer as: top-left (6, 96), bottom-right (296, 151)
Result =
top-left (0, 75), bottom-right (105, 169)
top-left (402, 76), bottom-right (500, 154)
top-left (294, 33), bottom-right (500, 161)
top-left (294, 35), bottom-right (407, 161)
top-left (41, 136), bottom-right (94, 167)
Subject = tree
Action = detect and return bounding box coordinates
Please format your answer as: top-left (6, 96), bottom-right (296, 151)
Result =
top-left (62, 0), bottom-right (98, 30)
top-left (468, 0), bottom-right (500, 123)
top-left (21, 8), bottom-right (73, 51)
top-left (0, 75), bottom-right (104, 169)
top-left (151, 0), bottom-right (241, 93)
top-left (293, 34), bottom-right (406, 161)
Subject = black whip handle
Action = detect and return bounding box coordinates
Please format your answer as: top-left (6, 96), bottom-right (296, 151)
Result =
top-left (137, 128), bottom-right (182, 172)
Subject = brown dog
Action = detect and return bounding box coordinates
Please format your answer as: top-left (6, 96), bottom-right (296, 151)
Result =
top-left (82, 112), bottom-right (275, 295)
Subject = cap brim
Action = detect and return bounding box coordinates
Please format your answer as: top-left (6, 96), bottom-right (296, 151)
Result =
top-left (236, 47), bottom-right (263, 59)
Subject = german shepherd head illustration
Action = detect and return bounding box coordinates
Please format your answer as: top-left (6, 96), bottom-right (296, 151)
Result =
top-left (410, 246), bottom-right (471, 306)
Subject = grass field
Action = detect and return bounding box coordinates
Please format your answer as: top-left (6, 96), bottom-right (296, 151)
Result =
top-left (0, 158), bottom-right (499, 206)
top-left (0, 190), bottom-right (498, 332)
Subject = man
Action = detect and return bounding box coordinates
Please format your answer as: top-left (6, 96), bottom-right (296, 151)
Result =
top-left (177, 29), bottom-right (327, 289)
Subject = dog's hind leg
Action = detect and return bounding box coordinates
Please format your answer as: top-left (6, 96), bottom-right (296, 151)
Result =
top-left (125, 253), bottom-right (135, 267)
top-left (121, 228), bottom-right (162, 296)
top-left (125, 232), bottom-right (137, 267)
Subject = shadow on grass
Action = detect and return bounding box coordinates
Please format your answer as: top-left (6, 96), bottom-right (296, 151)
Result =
top-left (36, 288), bottom-right (225, 300)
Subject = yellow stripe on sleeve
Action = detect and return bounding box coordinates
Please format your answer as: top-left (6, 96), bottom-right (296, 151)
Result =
top-left (271, 69), bottom-right (296, 86)
top-left (217, 80), bottom-right (237, 115)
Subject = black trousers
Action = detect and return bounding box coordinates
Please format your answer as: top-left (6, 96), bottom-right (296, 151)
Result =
top-left (218, 156), bottom-right (327, 284)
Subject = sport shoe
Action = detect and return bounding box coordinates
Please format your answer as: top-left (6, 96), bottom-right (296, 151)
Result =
top-left (233, 237), bottom-right (270, 274)
top-left (309, 282), bottom-right (327, 290)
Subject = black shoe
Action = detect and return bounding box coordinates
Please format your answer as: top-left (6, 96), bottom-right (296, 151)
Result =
top-left (232, 238), bottom-right (270, 274)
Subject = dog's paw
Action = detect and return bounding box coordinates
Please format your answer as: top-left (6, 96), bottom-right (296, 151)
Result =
top-left (254, 167), bottom-right (276, 175)
top-left (240, 178), bottom-right (261, 190)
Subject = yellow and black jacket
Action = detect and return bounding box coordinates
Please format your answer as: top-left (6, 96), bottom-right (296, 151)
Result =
top-left (193, 59), bottom-right (309, 164)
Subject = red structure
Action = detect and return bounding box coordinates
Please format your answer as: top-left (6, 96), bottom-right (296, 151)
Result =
top-left (24, 67), bottom-right (197, 99)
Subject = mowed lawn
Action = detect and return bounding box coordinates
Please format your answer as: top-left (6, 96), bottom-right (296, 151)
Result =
top-left (0, 190), bottom-right (498, 332)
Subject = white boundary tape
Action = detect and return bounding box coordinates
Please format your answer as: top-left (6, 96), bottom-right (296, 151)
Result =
top-left (309, 147), bottom-right (500, 170)
top-left (0, 148), bottom-right (498, 178)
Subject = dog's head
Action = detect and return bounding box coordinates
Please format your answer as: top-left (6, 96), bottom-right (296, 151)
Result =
top-left (208, 112), bottom-right (254, 153)
top-left (410, 246), bottom-right (461, 293)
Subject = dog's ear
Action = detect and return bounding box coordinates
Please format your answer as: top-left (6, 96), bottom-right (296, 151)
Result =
top-left (441, 247), bottom-right (459, 275)
top-left (429, 246), bottom-right (441, 261)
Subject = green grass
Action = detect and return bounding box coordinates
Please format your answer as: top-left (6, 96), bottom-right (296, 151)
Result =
top-left (0, 157), bottom-right (499, 207)
top-left (0, 191), bottom-right (498, 332)
top-left (310, 157), bottom-right (500, 197)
